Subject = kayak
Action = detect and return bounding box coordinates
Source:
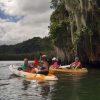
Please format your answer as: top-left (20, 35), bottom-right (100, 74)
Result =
top-left (9, 65), bottom-right (58, 81)
top-left (49, 67), bottom-right (88, 73)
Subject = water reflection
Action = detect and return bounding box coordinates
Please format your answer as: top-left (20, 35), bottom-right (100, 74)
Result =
top-left (39, 82), bottom-right (50, 96)
top-left (22, 80), bottom-right (31, 90)
top-left (71, 73), bottom-right (87, 82)
top-left (68, 74), bottom-right (83, 100)
top-left (38, 81), bottom-right (57, 100)
top-left (50, 73), bottom-right (88, 100)
top-left (8, 74), bottom-right (18, 79)
top-left (1, 61), bottom-right (100, 100)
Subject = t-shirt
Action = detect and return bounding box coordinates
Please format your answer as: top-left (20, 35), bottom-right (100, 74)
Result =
top-left (33, 60), bottom-right (39, 67)
top-left (21, 65), bottom-right (28, 70)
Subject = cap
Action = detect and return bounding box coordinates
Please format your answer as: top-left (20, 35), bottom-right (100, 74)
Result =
top-left (75, 57), bottom-right (79, 60)
top-left (52, 57), bottom-right (57, 61)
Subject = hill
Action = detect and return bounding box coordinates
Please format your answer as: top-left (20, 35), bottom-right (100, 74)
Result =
top-left (0, 37), bottom-right (54, 60)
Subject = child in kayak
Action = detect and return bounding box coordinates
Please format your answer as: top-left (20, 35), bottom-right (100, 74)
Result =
top-left (70, 57), bottom-right (82, 69)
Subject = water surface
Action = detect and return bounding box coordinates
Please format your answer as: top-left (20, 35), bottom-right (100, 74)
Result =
top-left (0, 61), bottom-right (100, 100)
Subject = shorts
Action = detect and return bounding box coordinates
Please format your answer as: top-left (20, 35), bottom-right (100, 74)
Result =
top-left (38, 71), bottom-right (49, 75)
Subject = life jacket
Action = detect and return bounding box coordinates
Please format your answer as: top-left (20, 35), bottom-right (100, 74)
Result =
top-left (72, 61), bottom-right (81, 67)
top-left (21, 65), bottom-right (28, 70)
top-left (52, 62), bottom-right (59, 69)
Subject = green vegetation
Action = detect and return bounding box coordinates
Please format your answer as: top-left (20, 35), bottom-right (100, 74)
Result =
top-left (0, 37), bottom-right (55, 60)
top-left (49, 0), bottom-right (100, 64)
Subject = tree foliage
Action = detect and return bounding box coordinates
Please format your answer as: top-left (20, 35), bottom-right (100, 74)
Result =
top-left (0, 37), bottom-right (54, 60)
top-left (49, 0), bottom-right (100, 63)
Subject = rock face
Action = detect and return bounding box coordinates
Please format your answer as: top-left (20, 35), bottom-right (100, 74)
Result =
top-left (50, 0), bottom-right (100, 66)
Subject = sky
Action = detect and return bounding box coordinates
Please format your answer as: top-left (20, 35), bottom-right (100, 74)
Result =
top-left (0, 0), bottom-right (53, 45)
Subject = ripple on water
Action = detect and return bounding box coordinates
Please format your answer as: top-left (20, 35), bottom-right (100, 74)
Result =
top-left (1, 61), bottom-right (100, 100)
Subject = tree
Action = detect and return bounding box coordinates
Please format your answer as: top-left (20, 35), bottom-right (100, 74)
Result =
top-left (50, 0), bottom-right (100, 64)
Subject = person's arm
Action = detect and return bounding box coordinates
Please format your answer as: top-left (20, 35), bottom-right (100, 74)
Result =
top-left (70, 62), bottom-right (75, 67)
top-left (75, 62), bottom-right (81, 69)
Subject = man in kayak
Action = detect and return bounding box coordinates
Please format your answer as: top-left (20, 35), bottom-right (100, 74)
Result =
top-left (70, 57), bottom-right (82, 69)
top-left (37, 55), bottom-right (49, 75)
top-left (18, 58), bottom-right (31, 71)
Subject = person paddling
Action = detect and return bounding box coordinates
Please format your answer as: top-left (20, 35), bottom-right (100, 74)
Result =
top-left (70, 57), bottom-right (82, 69)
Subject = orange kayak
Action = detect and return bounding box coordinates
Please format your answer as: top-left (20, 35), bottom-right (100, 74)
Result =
top-left (9, 65), bottom-right (58, 81)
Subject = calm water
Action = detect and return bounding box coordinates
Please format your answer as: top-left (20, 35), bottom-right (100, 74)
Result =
top-left (0, 61), bottom-right (100, 100)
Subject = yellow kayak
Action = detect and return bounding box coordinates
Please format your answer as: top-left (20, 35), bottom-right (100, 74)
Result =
top-left (9, 65), bottom-right (58, 81)
top-left (49, 68), bottom-right (88, 73)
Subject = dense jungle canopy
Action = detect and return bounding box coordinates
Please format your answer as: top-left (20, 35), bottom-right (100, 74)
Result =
top-left (49, 0), bottom-right (100, 65)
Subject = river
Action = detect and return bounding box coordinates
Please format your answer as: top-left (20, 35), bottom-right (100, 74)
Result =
top-left (0, 61), bottom-right (100, 100)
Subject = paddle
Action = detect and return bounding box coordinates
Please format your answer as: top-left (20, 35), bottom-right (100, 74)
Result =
top-left (59, 65), bottom-right (70, 69)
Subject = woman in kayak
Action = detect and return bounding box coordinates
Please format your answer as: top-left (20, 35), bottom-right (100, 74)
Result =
top-left (50, 57), bottom-right (59, 69)
top-left (70, 57), bottom-right (82, 69)
top-left (37, 55), bottom-right (49, 75)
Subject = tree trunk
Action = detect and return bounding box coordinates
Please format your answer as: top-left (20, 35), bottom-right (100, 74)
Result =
top-left (79, 0), bottom-right (86, 26)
